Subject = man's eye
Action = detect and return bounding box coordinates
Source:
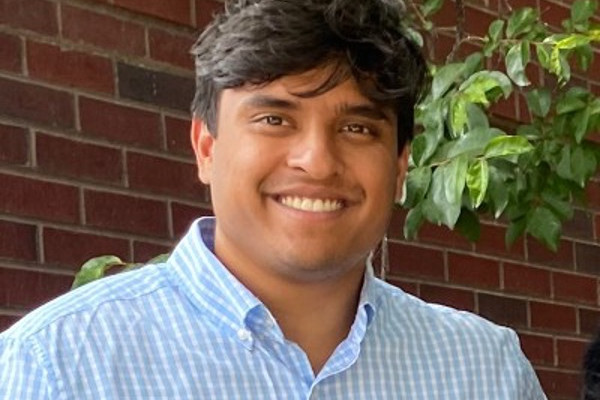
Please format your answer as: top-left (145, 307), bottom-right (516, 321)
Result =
top-left (260, 115), bottom-right (284, 125)
top-left (342, 123), bottom-right (372, 135)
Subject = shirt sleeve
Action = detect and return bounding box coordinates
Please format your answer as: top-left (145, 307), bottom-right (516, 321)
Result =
top-left (502, 329), bottom-right (548, 400)
top-left (0, 336), bottom-right (52, 400)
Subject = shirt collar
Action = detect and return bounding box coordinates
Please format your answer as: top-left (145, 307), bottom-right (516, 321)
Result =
top-left (167, 217), bottom-right (383, 343)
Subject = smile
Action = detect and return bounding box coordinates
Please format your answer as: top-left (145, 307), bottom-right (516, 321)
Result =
top-left (278, 196), bottom-right (344, 212)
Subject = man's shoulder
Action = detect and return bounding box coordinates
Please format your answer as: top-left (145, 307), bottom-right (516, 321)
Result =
top-left (374, 279), bottom-right (512, 340)
top-left (1, 263), bottom-right (171, 342)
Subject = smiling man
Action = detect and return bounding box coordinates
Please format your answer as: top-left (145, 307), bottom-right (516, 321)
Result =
top-left (0, 0), bottom-right (546, 398)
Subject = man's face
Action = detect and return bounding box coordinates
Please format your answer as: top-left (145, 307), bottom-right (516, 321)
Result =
top-left (192, 66), bottom-right (408, 283)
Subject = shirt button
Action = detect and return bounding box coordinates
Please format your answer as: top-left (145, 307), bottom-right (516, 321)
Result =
top-left (237, 328), bottom-right (252, 341)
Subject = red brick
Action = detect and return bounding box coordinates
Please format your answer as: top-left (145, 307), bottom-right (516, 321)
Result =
top-left (388, 242), bottom-right (445, 280)
top-left (576, 242), bottom-right (600, 276)
top-left (43, 228), bottom-right (130, 271)
top-left (419, 284), bottom-right (475, 311)
top-left (475, 222), bottom-right (525, 259)
top-left (0, 77), bottom-right (74, 129)
top-left (0, 267), bottom-right (72, 309)
top-left (127, 152), bottom-right (207, 200)
top-left (563, 209), bottom-right (594, 240)
top-left (85, 190), bottom-right (169, 237)
top-left (537, 369), bottom-right (581, 400)
top-left (0, 31), bottom-right (21, 72)
top-left (490, 92), bottom-right (519, 121)
top-left (557, 338), bottom-right (588, 369)
top-left (478, 293), bottom-right (528, 328)
top-left (528, 238), bottom-right (574, 269)
top-left (553, 272), bottom-right (598, 305)
top-left (588, 180), bottom-right (600, 211)
top-left (519, 333), bottom-right (554, 366)
top-left (36, 134), bottom-right (123, 184)
top-left (0, 124), bottom-right (28, 165)
top-left (464, 5), bottom-right (496, 37)
top-left (195, 0), bottom-right (223, 29)
top-left (580, 308), bottom-right (600, 336)
top-left (387, 208), bottom-right (407, 241)
top-left (79, 97), bottom-right (162, 149)
top-left (61, 5), bottom-right (145, 56)
top-left (0, 220), bottom-right (37, 262)
top-left (504, 262), bottom-right (551, 297)
top-left (0, 173), bottom-right (79, 223)
top-left (447, 252), bottom-right (500, 289)
top-left (149, 28), bottom-right (195, 70)
top-left (114, 0), bottom-right (191, 25)
top-left (388, 279), bottom-right (419, 297)
top-left (0, 314), bottom-right (20, 331)
top-left (539, 0), bottom-right (570, 28)
top-left (0, 0), bottom-right (58, 35)
top-left (530, 302), bottom-right (577, 333)
top-left (165, 115), bottom-right (192, 156)
top-left (171, 202), bottom-right (212, 238)
top-left (417, 223), bottom-right (472, 250)
top-left (27, 41), bottom-right (113, 94)
top-left (133, 241), bottom-right (171, 263)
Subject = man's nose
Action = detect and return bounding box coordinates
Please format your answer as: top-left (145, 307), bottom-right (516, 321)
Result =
top-left (286, 128), bottom-right (343, 180)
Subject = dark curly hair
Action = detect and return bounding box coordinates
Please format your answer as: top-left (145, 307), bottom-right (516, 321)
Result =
top-left (190, 0), bottom-right (429, 149)
top-left (584, 331), bottom-right (600, 400)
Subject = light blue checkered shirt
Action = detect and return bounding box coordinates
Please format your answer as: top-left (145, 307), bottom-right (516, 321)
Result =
top-left (1, 217), bottom-right (546, 399)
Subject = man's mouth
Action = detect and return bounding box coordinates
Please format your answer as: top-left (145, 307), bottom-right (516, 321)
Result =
top-left (278, 196), bottom-right (344, 212)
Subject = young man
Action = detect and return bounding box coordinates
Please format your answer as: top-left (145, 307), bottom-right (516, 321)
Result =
top-left (1, 0), bottom-right (546, 398)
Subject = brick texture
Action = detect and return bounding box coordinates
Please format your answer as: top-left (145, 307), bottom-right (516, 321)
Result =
top-left (113, 0), bottom-right (192, 25)
top-left (27, 41), bottom-right (114, 94)
top-left (388, 241), bottom-right (445, 280)
top-left (165, 115), bottom-right (193, 156)
top-left (447, 252), bottom-right (500, 289)
top-left (0, 124), bottom-right (28, 165)
top-left (0, 77), bottom-right (74, 129)
top-left (530, 302), bottom-right (577, 333)
top-left (0, 0), bottom-right (58, 35)
top-left (0, 31), bottom-right (21, 73)
top-left (0, 268), bottom-right (72, 308)
top-left (478, 293), bottom-right (528, 328)
top-left (171, 201), bottom-right (212, 237)
top-left (148, 28), bottom-right (195, 70)
top-left (0, 220), bottom-right (37, 262)
top-left (61, 5), bottom-right (146, 56)
top-left (79, 97), bottom-right (162, 149)
top-left (36, 133), bottom-right (123, 184)
top-left (519, 333), bottom-right (554, 367)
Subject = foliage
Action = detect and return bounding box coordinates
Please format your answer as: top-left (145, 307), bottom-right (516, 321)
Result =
top-left (71, 254), bottom-right (169, 290)
top-left (403, 0), bottom-right (600, 251)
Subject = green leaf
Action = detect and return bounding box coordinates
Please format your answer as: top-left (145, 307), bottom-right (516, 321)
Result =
top-left (466, 159), bottom-right (489, 208)
top-left (487, 164), bottom-right (511, 218)
top-left (450, 95), bottom-right (468, 137)
top-left (411, 132), bottom-right (439, 166)
top-left (550, 48), bottom-right (571, 83)
top-left (421, 0), bottom-right (445, 17)
top-left (446, 127), bottom-right (503, 159)
top-left (506, 7), bottom-right (537, 38)
top-left (556, 96), bottom-right (587, 114)
top-left (536, 43), bottom-right (551, 69)
top-left (430, 155), bottom-right (469, 228)
top-left (557, 145), bottom-right (573, 181)
top-left (432, 63), bottom-right (465, 100)
top-left (555, 33), bottom-right (592, 50)
top-left (575, 44), bottom-right (594, 70)
top-left (483, 135), bottom-right (534, 158)
top-left (574, 106), bottom-right (591, 143)
top-left (506, 217), bottom-right (527, 247)
top-left (541, 191), bottom-right (574, 221)
top-left (467, 103), bottom-right (490, 130)
top-left (488, 19), bottom-right (505, 42)
top-left (404, 166), bottom-right (432, 208)
top-left (404, 205), bottom-right (425, 240)
top-left (72, 255), bottom-right (124, 289)
top-left (455, 208), bottom-right (481, 242)
top-left (527, 207), bottom-right (561, 252)
top-left (571, 0), bottom-right (598, 24)
top-left (506, 42), bottom-right (531, 86)
top-left (147, 253), bottom-right (169, 264)
top-left (526, 88), bottom-right (552, 118)
top-left (460, 70), bottom-right (513, 105)
top-left (405, 27), bottom-right (424, 47)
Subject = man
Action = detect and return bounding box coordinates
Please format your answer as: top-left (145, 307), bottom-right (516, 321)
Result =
top-left (1, 0), bottom-right (546, 398)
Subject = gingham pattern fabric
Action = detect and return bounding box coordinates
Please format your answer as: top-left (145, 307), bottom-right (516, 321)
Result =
top-left (1, 217), bottom-right (546, 399)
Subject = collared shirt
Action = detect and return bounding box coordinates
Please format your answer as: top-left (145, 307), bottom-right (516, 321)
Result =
top-left (0, 217), bottom-right (546, 399)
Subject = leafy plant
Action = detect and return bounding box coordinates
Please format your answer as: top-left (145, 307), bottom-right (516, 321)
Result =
top-left (402, 0), bottom-right (600, 251)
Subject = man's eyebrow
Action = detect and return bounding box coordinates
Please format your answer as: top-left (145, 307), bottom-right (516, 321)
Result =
top-left (241, 94), bottom-right (300, 110)
top-left (338, 103), bottom-right (393, 123)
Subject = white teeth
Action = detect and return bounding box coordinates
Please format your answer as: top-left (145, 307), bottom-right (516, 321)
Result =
top-left (279, 196), bottom-right (343, 212)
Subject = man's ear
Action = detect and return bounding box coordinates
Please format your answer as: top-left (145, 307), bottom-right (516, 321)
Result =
top-left (190, 118), bottom-right (215, 184)
top-left (394, 143), bottom-right (410, 203)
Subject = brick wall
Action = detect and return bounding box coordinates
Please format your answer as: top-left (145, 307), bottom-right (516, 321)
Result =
top-left (0, 0), bottom-right (598, 399)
